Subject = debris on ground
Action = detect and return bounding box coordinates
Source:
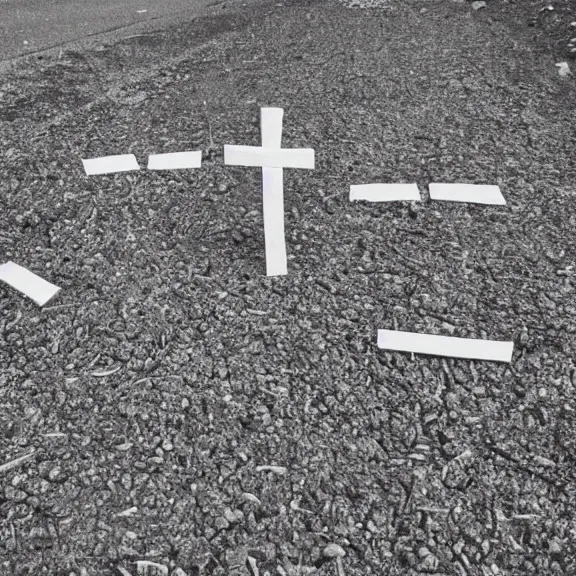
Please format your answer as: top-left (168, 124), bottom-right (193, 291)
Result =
top-left (556, 60), bottom-right (572, 75)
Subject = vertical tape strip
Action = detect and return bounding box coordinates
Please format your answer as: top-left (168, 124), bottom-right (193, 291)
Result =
top-left (261, 108), bottom-right (287, 277)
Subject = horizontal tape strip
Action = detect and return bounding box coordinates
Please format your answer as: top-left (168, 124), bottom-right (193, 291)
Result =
top-left (377, 329), bottom-right (514, 362)
top-left (147, 151), bottom-right (202, 170)
top-left (82, 154), bottom-right (140, 175)
top-left (0, 261), bottom-right (61, 307)
top-left (429, 183), bottom-right (506, 205)
top-left (350, 183), bottom-right (421, 202)
top-left (224, 145), bottom-right (314, 169)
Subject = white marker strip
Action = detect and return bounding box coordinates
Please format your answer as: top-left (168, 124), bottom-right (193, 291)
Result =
top-left (377, 329), bottom-right (514, 363)
top-left (0, 261), bottom-right (61, 307)
top-left (350, 183), bottom-right (421, 202)
top-left (224, 145), bottom-right (315, 169)
top-left (429, 183), bottom-right (506, 205)
top-left (261, 108), bottom-right (287, 277)
top-left (147, 150), bottom-right (202, 170)
top-left (82, 154), bottom-right (140, 175)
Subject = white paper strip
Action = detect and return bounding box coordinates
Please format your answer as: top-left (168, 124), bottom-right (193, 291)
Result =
top-left (350, 183), bottom-right (421, 202)
top-left (377, 329), bottom-right (514, 363)
top-left (261, 108), bottom-right (287, 277)
top-left (429, 183), bottom-right (506, 205)
top-left (224, 145), bottom-right (315, 169)
top-left (0, 261), bottom-right (61, 307)
top-left (82, 154), bottom-right (140, 175)
top-left (147, 151), bottom-right (202, 170)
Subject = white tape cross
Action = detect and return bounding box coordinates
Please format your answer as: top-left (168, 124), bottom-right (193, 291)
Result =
top-left (224, 108), bottom-right (315, 276)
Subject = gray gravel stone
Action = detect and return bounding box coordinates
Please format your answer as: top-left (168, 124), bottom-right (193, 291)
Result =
top-left (323, 543), bottom-right (346, 558)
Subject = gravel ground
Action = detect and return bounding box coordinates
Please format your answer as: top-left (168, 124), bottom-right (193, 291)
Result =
top-left (337, 0), bottom-right (576, 64)
top-left (1, 0), bottom-right (576, 575)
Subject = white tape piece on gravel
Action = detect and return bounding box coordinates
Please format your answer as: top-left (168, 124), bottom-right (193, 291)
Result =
top-left (82, 154), bottom-right (140, 175)
top-left (350, 183), bottom-right (421, 202)
top-left (147, 151), bottom-right (202, 170)
top-left (429, 183), bottom-right (506, 205)
top-left (0, 261), bottom-right (61, 307)
top-left (377, 329), bottom-right (514, 363)
top-left (261, 108), bottom-right (287, 277)
top-left (224, 145), bottom-right (315, 169)
top-left (224, 108), bottom-right (315, 276)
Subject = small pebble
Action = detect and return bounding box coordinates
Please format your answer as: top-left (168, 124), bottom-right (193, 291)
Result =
top-left (242, 492), bottom-right (262, 506)
top-left (48, 467), bottom-right (61, 481)
top-left (223, 507), bottom-right (239, 523)
top-left (215, 516), bottom-right (230, 530)
top-left (323, 543), bottom-right (346, 558)
top-left (5, 487), bottom-right (27, 502)
top-left (255, 465), bottom-right (287, 475)
top-left (534, 455), bottom-right (555, 468)
top-left (550, 539), bottom-right (562, 554)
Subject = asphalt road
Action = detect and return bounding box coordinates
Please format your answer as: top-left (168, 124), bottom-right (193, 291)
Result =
top-left (0, 0), bottom-right (239, 61)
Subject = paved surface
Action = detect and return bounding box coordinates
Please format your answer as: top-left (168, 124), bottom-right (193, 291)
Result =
top-left (0, 0), bottom-right (241, 61)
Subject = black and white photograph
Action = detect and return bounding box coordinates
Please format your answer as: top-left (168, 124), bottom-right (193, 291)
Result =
top-left (1, 0), bottom-right (576, 574)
